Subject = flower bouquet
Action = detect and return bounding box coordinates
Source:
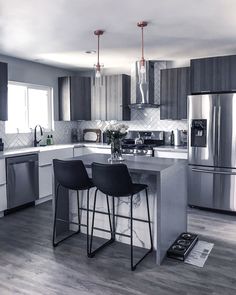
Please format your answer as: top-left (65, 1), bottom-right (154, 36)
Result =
top-left (104, 123), bottom-right (129, 162)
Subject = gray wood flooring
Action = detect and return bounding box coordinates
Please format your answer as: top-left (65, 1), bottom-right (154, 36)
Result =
top-left (0, 201), bottom-right (236, 295)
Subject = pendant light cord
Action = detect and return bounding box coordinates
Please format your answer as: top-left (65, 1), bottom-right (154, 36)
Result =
top-left (141, 26), bottom-right (144, 61)
top-left (97, 34), bottom-right (100, 67)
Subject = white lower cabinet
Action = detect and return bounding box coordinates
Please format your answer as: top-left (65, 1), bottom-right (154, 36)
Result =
top-left (74, 146), bottom-right (110, 157)
top-left (0, 184), bottom-right (7, 212)
top-left (154, 150), bottom-right (188, 159)
top-left (39, 147), bottom-right (74, 199)
top-left (39, 165), bottom-right (53, 198)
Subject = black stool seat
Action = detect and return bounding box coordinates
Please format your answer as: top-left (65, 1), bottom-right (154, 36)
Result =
top-left (53, 159), bottom-right (94, 255)
top-left (89, 162), bottom-right (153, 271)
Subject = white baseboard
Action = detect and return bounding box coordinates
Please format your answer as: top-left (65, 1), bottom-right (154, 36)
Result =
top-left (35, 195), bottom-right (52, 205)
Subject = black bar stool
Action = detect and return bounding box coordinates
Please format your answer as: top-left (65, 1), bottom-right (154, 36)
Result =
top-left (53, 159), bottom-right (94, 255)
top-left (90, 162), bottom-right (153, 271)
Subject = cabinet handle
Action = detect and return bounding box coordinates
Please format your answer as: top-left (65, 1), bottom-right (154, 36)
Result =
top-left (39, 163), bottom-right (52, 168)
top-left (200, 90), bottom-right (211, 93)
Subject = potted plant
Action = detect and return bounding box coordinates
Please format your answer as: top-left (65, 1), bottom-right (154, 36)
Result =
top-left (104, 123), bottom-right (129, 162)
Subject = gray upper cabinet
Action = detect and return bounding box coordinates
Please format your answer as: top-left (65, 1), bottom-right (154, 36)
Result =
top-left (58, 76), bottom-right (91, 121)
top-left (91, 74), bottom-right (131, 121)
top-left (0, 62), bottom-right (8, 121)
top-left (160, 67), bottom-right (190, 120)
top-left (191, 55), bottom-right (236, 93)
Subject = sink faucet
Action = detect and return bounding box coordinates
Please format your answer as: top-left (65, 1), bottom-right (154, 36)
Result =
top-left (34, 125), bottom-right (43, 147)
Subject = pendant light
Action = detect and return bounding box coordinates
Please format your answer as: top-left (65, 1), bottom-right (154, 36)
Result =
top-left (137, 21), bottom-right (148, 84)
top-left (94, 30), bottom-right (104, 85)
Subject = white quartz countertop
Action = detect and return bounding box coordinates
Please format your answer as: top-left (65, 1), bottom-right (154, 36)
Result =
top-left (0, 142), bottom-right (110, 159)
top-left (0, 144), bottom-right (76, 158)
top-left (153, 145), bottom-right (188, 153)
top-left (0, 142), bottom-right (187, 159)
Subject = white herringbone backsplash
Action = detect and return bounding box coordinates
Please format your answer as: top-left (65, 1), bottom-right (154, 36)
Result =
top-left (0, 109), bottom-right (187, 149)
top-left (0, 121), bottom-right (77, 149)
top-left (78, 108), bottom-right (188, 133)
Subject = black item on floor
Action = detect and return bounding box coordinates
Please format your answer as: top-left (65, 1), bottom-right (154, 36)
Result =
top-left (90, 162), bottom-right (153, 271)
top-left (52, 159), bottom-right (94, 255)
top-left (167, 232), bottom-right (198, 261)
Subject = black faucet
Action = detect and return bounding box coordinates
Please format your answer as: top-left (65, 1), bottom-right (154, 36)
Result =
top-left (34, 125), bottom-right (43, 147)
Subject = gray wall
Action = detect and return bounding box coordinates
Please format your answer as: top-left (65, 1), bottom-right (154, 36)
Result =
top-left (0, 54), bottom-right (76, 120)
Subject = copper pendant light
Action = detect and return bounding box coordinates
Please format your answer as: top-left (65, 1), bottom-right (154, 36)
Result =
top-left (137, 21), bottom-right (148, 84)
top-left (94, 30), bottom-right (104, 84)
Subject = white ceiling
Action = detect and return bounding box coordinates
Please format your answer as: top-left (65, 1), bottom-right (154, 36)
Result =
top-left (1, 0), bottom-right (236, 72)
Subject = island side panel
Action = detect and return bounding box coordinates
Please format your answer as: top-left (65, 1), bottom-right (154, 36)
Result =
top-left (156, 163), bottom-right (187, 265)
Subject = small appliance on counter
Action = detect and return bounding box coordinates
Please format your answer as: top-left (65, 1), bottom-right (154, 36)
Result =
top-left (167, 232), bottom-right (198, 261)
top-left (71, 128), bottom-right (79, 143)
top-left (0, 138), bottom-right (4, 151)
top-left (83, 129), bottom-right (101, 143)
top-left (174, 129), bottom-right (181, 146)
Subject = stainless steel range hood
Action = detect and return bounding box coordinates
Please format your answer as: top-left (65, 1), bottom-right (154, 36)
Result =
top-left (129, 60), bottom-right (169, 109)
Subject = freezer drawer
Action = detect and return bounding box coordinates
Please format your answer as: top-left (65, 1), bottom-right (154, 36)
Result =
top-left (188, 165), bottom-right (236, 211)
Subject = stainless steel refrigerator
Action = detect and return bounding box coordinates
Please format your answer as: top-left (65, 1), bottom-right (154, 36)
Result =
top-left (188, 93), bottom-right (236, 211)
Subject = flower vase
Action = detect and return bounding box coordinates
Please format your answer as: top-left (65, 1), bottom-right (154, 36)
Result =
top-left (108, 138), bottom-right (124, 162)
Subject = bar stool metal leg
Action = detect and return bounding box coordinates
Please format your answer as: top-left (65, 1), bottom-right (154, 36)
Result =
top-left (145, 188), bottom-right (153, 251)
top-left (130, 189), bottom-right (153, 271)
top-left (89, 189), bottom-right (114, 257)
top-left (112, 196), bottom-right (116, 241)
top-left (86, 188), bottom-right (90, 257)
top-left (130, 195), bottom-right (134, 270)
top-left (76, 190), bottom-right (81, 233)
top-left (53, 184), bottom-right (83, 247)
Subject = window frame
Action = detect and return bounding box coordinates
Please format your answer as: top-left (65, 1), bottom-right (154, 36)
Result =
top-left (6, 81), bottom-right (54, 134)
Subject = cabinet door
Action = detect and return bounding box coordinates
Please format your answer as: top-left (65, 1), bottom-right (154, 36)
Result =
top-left (177, 67), bottom-right (190, 119)
top-left (58, 76), bottom-right (71, 121)
top-left (190, 58), bottom-right (213, 94)
top-left (228, 55), bottom-right (236, 91)
top-left (160, 68), bottom-right (178, 119)
top-left (91, 78), bottom-right (106, 120)
top-left (0, 62), bottom-right (8, 121)
top-left (70, 77), bottom-right (91, 120)
top-left (0, 184), bottom-right (7, 211)
top-left (58, 76), bottom-right (91, 121)
top-left (160, 69), bottom-right (168, 119)
top-left (106, 75), bottom-right (121, 121)
top-left (39, 165), bottom-right (52, 198)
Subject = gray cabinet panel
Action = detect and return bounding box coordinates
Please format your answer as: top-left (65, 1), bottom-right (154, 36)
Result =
top-left (58, 76), bottom-right (91, 121)
top-left (91, 74), bottom-right (130, 121)
top-left (70, 77), bottom-right (91, 120)
top-left (0, 62), bottom-right (8, 121)
top-left (106, 74), bottom-right (130, 121)
top-left (160, 67), bottom-right (189, 120)
top-left (91, 78), bottom-right (107, 121)
top-left (177, 67), bottom-right (190, 119)
top-left (191, 55), bottom-right (236, 93)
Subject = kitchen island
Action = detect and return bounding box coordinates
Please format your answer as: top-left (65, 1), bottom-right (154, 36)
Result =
top-left (54, 153), bottom-right (187, 265)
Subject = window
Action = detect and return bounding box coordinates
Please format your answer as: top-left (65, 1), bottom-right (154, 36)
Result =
top-left (6, 82), bottom-right (53, 133)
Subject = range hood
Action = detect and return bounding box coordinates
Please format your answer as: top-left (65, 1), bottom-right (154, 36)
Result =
top-left (129, 60), bottom-right (169, 109)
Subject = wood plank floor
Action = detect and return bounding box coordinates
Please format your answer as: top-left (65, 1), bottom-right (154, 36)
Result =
top-left (0, 201), bottom-right (236, 295)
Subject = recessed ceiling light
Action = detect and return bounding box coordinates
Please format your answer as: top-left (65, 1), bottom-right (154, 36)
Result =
top-left (85, 50), bottom-right (96, 54)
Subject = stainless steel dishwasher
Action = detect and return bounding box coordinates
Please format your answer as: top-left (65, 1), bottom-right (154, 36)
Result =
top-left (6, 154), bottom-right (39, 210)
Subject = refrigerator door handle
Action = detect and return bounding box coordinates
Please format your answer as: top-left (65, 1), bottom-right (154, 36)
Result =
top-left (213, 106), bottom-right (217, 158)
top-left (218, 106), bottom-right (221, 159)
top-left (191, 168), bottom-right (236, 175)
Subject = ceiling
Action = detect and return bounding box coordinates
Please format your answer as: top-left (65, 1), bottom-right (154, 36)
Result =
top-left (1, 0), bottom-right (236, 73)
